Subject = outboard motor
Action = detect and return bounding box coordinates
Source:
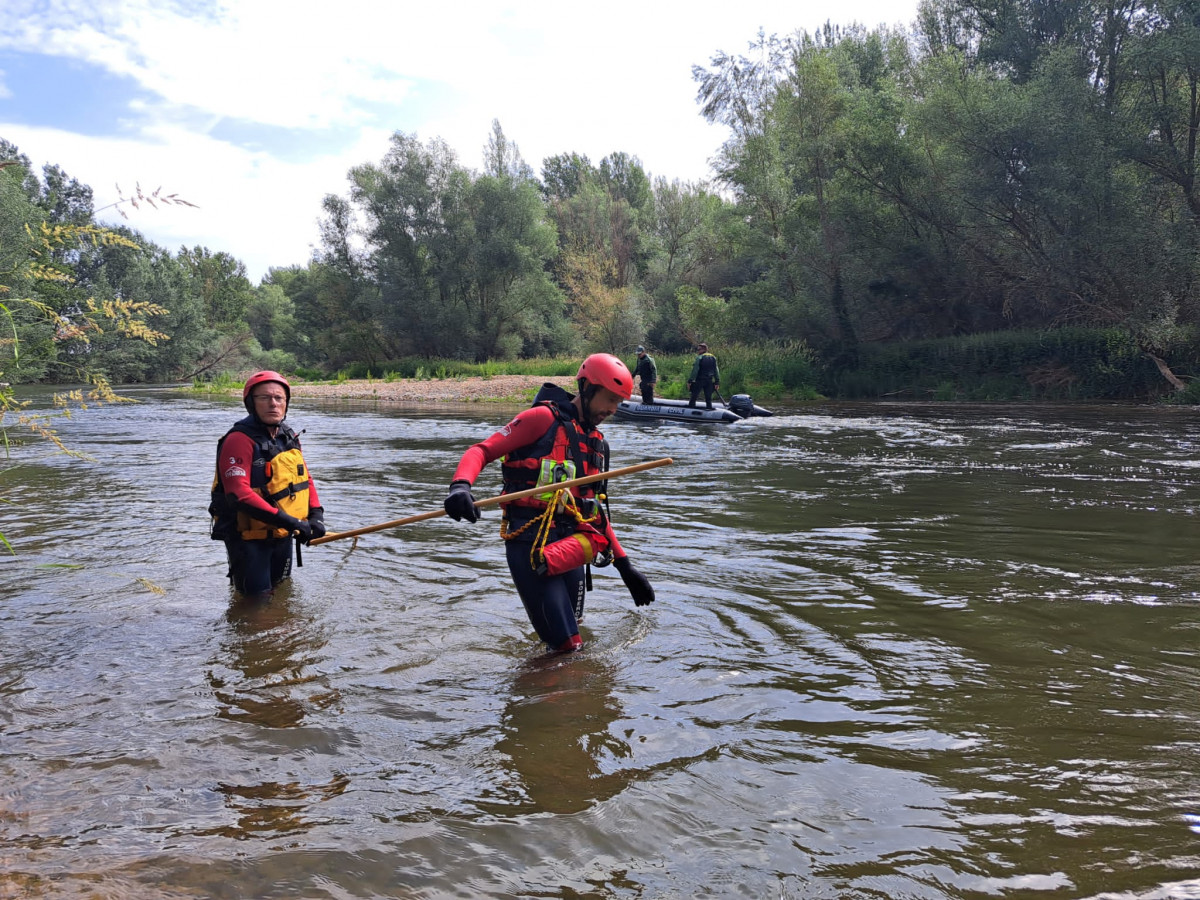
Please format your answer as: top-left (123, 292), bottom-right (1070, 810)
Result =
top-left (728, 394), bottom-right (755, 418)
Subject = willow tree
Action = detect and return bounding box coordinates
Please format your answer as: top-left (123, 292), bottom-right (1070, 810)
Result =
top-left (328, 129), bottom-right (566, 362)
top-left (450, 171), bottom-right (564, 360)
top-left (696, 27), bottom-right (915, 355)
top-left (543, 157), bottom-right (650, 351)
top-left (1108, 0), bottom-right (1200, 386)
top-left (913, 0), bottom-right (1200, 389)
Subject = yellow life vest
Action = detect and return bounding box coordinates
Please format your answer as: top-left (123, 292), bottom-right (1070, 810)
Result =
top-left (210, 420), bottom-right (312, 541)
top-left (236, 446), bottom-right (311, 540)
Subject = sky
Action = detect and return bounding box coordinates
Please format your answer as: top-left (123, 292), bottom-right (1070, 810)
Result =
top-left (0, 0), bottom-right (920, 283)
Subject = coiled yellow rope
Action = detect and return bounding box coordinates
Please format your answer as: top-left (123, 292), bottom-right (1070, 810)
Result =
top-left (499, 489), bottom-right (605, 569)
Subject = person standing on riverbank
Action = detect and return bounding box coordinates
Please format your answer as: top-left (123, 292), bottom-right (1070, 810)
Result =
top-left (209, 371), bottom-right (326, 599)
top-left (442, 353), bottom-right (656, 654)
top-left (687, 342), bottom-right (721, 409)
top-left (631, 345), bottom-right (657, 404)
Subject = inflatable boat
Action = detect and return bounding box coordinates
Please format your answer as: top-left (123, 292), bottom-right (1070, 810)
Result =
top-left (613, 394), bottom-right (773, 425)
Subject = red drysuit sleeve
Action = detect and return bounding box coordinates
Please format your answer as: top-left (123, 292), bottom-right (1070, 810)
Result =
top-left (451, 406), bottom-right (559, 484)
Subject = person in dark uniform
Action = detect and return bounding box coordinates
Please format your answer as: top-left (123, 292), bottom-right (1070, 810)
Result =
top-left (209, 371), bottom-right (327, 599)
top-left (631, 345), bottom-right (657, 404)
top-left (442, 353), bottom-right (655, 654)
top-left (687, 343), bottom-right (721, 409)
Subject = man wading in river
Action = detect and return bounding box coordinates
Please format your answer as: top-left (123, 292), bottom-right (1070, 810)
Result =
top-left (443, 353), bottom-right (655, 653)
top-left (209, 370), bottom-right (327, 599)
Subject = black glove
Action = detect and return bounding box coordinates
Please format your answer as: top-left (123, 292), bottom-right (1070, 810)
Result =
top-left (444, 480), bottom-right (481, 523)
top-left (307, 506), bottom-right (326, 541)
top-left (614, 556), bottom-right (655, 607)
top-left (279, 512), bottom-right (313, 544)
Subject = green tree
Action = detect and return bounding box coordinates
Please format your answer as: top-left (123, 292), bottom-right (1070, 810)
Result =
top-left (453, 172), bottom-right (564, 359)
top-left (648, 177), bottom-right (708, 281)
top-left (642, 178), bottom-right (746, 349)
top-left (38, 163), bottom-right (94, 225)
top-left (179, 246), bottom-right (253, 329)
top-left (483, 119), bottom-right (535, 182)
top-left (676, 285), bottom-right (734, 345)
top-left (266, 264), bottom-right (326, 369)
top-left (905, 0), bottom-right (1200, 388)
top-left (0, 156), bottom-right (185, 551)
top-left (697, 28), bottom-right (870, 352)
top-left (347, 133), bottom-right (465, 360)
top-left (540, 152), bottom-right (597, 201)
top-left (245, 281), bottom-right (298, 354)
top-left (324, 130), bottom-right (567, 362)
top-left (598, 152), bottom-right (652, 220)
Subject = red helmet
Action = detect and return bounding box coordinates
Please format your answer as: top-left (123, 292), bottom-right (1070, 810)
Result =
top-left (577, 353), bottom-right (632, 400)
top-left (243, 370), bottom-right (291, 414)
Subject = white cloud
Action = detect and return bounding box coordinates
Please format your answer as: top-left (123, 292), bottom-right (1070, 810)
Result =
top-left (1, 120), bottom-right (393, 280)
top-left (0, 0), bottom-right (919, 281)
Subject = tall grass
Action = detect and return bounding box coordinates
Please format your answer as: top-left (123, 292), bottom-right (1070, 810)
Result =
top-left (825, 327), bottom-right (1194, 401)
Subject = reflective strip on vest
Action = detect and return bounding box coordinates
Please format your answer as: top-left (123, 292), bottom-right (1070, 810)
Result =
top-left (535, 459), bottom-right (577, 503)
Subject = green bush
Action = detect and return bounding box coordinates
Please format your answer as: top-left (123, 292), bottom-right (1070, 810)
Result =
top-left (824, 327), bottom-right (1193, 401)
top-left (1166, 379), bottom-right (1200, 405)
top-left (337, 355), bottom-right (583, 381)
top-left (190, 373), bottom-right (240, 394)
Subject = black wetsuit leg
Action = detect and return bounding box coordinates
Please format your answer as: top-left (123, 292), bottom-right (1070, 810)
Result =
top-left (505, 537), bottom-right (586, 650)
top-left (225, 537), bottom-right (293, 597)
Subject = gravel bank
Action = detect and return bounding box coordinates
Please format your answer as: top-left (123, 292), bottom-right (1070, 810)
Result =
top-left (287, 375), bottom-right (574, 404)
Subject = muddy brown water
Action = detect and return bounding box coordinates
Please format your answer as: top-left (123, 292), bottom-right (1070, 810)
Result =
top-left (2, 386), bottom-right (1199, 898)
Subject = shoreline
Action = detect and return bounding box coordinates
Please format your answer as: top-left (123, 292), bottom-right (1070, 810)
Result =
top-left (285, 375), bottom-right (573, 405)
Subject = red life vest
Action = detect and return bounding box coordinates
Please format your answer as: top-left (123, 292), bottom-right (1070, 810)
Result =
top-left (500, 400), bottom-right (607, 514)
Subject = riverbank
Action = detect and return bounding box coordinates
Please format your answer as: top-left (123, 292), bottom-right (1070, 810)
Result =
top-left (286, 375), bottom-right (573, 404)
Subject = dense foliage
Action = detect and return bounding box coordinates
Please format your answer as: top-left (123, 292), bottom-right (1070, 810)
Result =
top-left (3, 0), bottom-right (1200, 400)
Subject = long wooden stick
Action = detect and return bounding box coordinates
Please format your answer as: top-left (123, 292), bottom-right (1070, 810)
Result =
top-left (309, 457), bottom-right (674, 545)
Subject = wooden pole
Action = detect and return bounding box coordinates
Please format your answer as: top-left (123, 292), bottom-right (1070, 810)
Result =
top-left (308, 457), bottom-right (673, 546)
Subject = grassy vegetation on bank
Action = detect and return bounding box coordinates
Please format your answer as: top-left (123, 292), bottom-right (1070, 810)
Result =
top-left (190, 344), bottom-right (823, 404)
top-left (320, 343), bottom-right (822, 403)
top-left (190, 327), bottom-right (1199, 404)
top-left (828, 327), bottom-right (1199, 402)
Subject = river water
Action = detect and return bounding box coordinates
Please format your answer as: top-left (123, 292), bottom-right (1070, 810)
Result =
top-left (2, 386), bottom-right (1199, 899)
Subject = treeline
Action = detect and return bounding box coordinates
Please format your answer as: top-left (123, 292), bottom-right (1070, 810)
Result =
top-left (3, 0), bottom-right (1200, 400)
top-left (0, 140), bottom-right (273, 384)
